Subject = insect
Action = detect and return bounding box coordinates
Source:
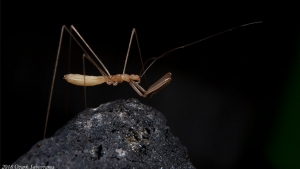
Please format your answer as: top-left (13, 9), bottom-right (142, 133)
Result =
top-left (62, 27), bottom-right (172, 98)
top-left (43, 21), bottom-right (262, 139)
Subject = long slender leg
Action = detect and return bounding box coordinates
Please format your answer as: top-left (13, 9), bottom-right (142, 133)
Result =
top-left (133, 82), bottom-right (146, 93)
top-left (66, 28), bottom-right (88, 125)
top-left (43, 25), bottom-right (110, 139)
top-left (65, 27), bottom-right (88, 121)
top-left (65, 26), bottom-right (72, 122)
top-left (122, 28), bottom-right (151, 103)
top-left (123, 28), bottom-right (146, 75)
top-left (123, 28), bottom-right (148, 78)
top-left (123, 28), bottom-right (135, 74)
top-left (60, 26), bottom-right (109, 77)
top-left (43, 26), bottom-right (66, 139)
top-left (143, 72), bottom-right (172, 97)
top-left (129, 82), bottom-right (144, 97)
top-left (147, 73), bottom-right (172, 92)
top-left (129, 72), bottom-right (172, 98)
top-left (133, 29), bottom-right (151, 104)
top-left (148, 77), bottom-right (172, 98)
top-left (82, 53), bottom-right (90, 141)
top-left (70, 25), bottom-right (111, 77)
top-left (82, 54), bottom-right (87, 109)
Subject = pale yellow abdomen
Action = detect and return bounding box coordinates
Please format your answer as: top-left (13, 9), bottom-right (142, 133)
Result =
top-left (64, 74), bottom-right (106, 86)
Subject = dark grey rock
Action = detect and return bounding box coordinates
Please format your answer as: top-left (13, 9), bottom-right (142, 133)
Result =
top-left (14, 98), bottom-right (195, 169)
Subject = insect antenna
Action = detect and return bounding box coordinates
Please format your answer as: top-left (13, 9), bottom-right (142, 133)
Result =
top-left (140, 21), bottom-right (262, 78)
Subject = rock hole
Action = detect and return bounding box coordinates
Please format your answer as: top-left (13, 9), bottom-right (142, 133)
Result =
top-left (139, 145), bottom-right (147, 155)
top-left (112, 129), bottom-right (116, 133)
top-left (145, 128), bottom-right (151, 134)
top-left (77, 140), bottom-right (80, 142)
top-left (98, 145), bottom-right (104, 158)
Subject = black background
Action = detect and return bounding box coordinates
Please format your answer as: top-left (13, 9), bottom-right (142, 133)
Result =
top-left (1, 1), bottom-right (299, 169)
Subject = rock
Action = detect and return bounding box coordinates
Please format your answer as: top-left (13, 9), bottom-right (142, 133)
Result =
top-left (14, 98), bottom-right (195, 168)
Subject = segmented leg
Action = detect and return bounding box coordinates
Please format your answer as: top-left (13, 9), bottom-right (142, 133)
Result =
top-left (130, 72), bottom-right (172, 98)
top-left (44, 25), bottom-right (111, 139)
top-left (122, 28), bottom-right (150, 102)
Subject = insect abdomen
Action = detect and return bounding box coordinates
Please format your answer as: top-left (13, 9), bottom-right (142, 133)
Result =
top-left (64, 74), bottom-right (106, 86)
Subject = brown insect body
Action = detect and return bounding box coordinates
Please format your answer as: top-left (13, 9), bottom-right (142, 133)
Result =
top-left (108, 74), bottom-right (141, 85)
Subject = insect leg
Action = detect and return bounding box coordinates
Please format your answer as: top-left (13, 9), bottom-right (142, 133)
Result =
top-left (129, 82), bottom-right (144, 97)
top-left (43, 25), bottom-right (66, 139)
top-left (82, 53), bottom-right (87, 109)
top-left (122, 28), bottom-right (151, 102)
top-left (44, 25), bottom-right (111, 139)
top-left (142, 72), bottom-right (172, 97)
top-left (129, 72), bottom-right (172, 98)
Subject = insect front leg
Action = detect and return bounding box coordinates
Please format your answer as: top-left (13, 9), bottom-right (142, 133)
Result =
top-left (130, 72), bottom-right (172, 98)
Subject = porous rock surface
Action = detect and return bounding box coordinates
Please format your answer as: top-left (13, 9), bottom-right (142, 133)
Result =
top-left (14, 98), bottom-right (195, 168)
